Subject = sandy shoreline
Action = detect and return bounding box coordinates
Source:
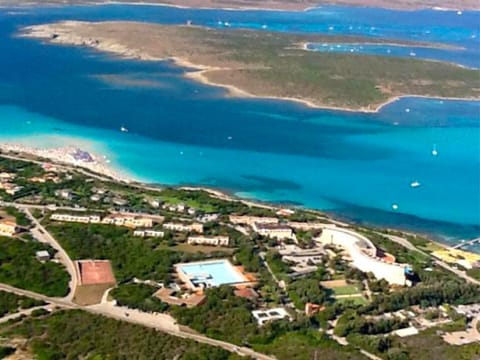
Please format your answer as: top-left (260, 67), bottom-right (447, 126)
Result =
top-left (0, 143), bottom-right (131, 183)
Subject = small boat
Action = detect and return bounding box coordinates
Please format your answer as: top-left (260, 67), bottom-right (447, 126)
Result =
top-left (405, 108), bottom-right (410, 113)
top-left (224, 22), bottom-right (231, 27)
top-left (432, 144), bottom-right (438, 156)
top-left (227, 136), bottom-right (232, 140)
top-left (409, 52), bottom-right (416, 57)
top-left (410, 181), bottom-right (421, 188)
top-left (120, 126), bottom-right (128, 133)
top-left (392, 204), bottom-right (399, 210)
top-left (261, 24), bottom-right (267, 29)
top-left (457, 10), bottom-right (462, 15)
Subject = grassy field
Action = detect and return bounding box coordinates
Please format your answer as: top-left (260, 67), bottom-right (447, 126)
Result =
top-left (331, 284), bottom-right (361, 296)
top-left (24, 21), bottom-right (480, 111)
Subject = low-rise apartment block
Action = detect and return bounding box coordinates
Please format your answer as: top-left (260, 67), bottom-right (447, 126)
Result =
top-left (229, 215), bottom-right (279, 227)
top-left (133, 229), bottom-right (165, 238)
top-left (101, 214), bottom-right (154, 229)
top-left (187, 235), bottom-right (230, 247)
top-left (163, 222), bottom-right (204, 233)
top-left (51, 213), bottom-right (101, 224)
top-left (0, 215), bottom-right (18, 237)
top-left (253, 223), bottom-right (294, 240)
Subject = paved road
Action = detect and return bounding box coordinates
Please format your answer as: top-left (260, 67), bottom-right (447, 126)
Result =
top-left (0, 282), bottom-right (274, 360)
top-left (0, 305), bottom-right (53, 324)
top-left (23, 208), bottom-right (78, 301)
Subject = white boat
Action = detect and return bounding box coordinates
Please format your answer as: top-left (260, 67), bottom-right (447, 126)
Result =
top-left (432, 144), bottom-right (438, 156)
top-left (457, 10), bottom-right (462, 15)
top-left (261, 24), bottom-right (267, 29)
top-left (409, 52), bottom-right (416, 57)
top-left (392, 204), bottom-right (399, 210)
top-left (410, 181), bottom-right (421, 188)
top-left (120, 126), bottom-right (128, 133)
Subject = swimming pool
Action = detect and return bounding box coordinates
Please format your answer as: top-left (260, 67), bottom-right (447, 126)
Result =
top-left (177, 259), bottom-right (248, 287)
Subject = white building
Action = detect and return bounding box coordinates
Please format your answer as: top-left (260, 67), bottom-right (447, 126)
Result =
top-left (253, 223), bottom-right (294, 240)
top-left (252, 308), bottom-right (292, 326)
top-left (51, 213), bottom-right (101, 224)
top-left (133, 229), bottom-right (165, 238)
top-left (101, 214), bottom-right (154, 229)
top-left (317, 227), bottom-right (408, 285)
top-left (163, 222), bottom-right (203, 233)
top-left (229, 215), bottom-right (279, 227)
top-left (36, 250), bottom-right (51, 262)
top-left (187, 235), bottom-right (230, 247)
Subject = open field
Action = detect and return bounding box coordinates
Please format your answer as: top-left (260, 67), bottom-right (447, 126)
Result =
top-left (22, 21), bottom-right (480, 112)
top-left (331, 284), bottom-right (361, 296)
top-left (73, 284), bottom-right (112, 305)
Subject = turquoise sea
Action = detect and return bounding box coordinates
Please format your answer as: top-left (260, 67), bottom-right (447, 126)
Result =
top-left (0, 5), bottom-right (479, 248)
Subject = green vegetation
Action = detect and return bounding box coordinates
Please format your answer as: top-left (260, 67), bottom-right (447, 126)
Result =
top-left (1, 310), bottom-right (235, 360)
top-left (335, 310), bottom-right (409, 337)
top-left (172, 286), bottom-right (257, 345)
top-left (0, 291), bottom-right (45, 317)
top-left (253, 329), bottom-right (367, 360)
top-left (3, 206), bottom-right (31, 227)
top-left (46, 222), bottom-right (218, 283)
top-left (0, 237), bottom-right (69, 297)
top-left (288, 278), bottom-right (329, 309)
top-left (171, 287), bottom-right (366, 359)
top-left (111, 283), bottom-right (168, 313)
top-left (466, 268), bottom-right (480, 281)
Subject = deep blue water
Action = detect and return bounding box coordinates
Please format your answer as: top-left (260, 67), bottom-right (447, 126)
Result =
top-left (0, 5), bottom-right (479, 247)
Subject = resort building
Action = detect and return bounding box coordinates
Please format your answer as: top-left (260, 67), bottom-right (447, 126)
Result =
top-left (288, 221), bottom-right (328, 231)
top-left (317, 227), bottom-right (409, 285)
top-left (175, 259), bottom-right (253, 291)
top-left (252, 308), bottom-right (292, 326)
top-left (229, 215), bottom-right (279, 227)
top-left (276, 208), bottom-right (295, 217)
top-left (0, 215), bottom-right (18, 237)
top-left (55, 189), bottom-right (73, 200)
top-left (36, 250), bottom-right (51, 262)
top-left (0, 183), bottom-right (24, 195)
top-left (154, 288), bottom-right (206, 308)
top-left (101, 213), bottom-right (155, 229)
top-left (0, 172), bottom-right (15, 181)
top-left (133, 229), bottom-right (165, 238)
top-left (163, 222), bottom-right (203, 233)
top-left (51, 213), bottom-right (101, 224)
top-left (253, 223), bottom-right (294, 240)
top-left (187, 235), bottom-right (230, 247)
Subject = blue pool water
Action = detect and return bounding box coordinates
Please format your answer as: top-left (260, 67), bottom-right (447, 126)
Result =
top-left (0, 5), bottom-right (479, 248)
top-left (178, 260), bottom-right (247, 286)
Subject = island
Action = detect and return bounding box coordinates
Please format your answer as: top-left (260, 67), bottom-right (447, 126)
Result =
top-left (21, 21), bottom-right (480, 112)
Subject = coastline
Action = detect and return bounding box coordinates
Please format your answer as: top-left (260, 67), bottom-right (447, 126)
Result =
top-left (1, 143), bottom-right (479, 258)
top-left (20, 22), bottom-right (480, 114)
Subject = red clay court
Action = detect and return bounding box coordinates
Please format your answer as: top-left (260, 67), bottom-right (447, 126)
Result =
top-left (76, 260), bottom-right (116, 286)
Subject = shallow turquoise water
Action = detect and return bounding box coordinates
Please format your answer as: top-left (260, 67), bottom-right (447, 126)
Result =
top-left (0, 5), bottom-right (479, 246)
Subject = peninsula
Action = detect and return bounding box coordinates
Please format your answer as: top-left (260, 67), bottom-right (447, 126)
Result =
top-left (22, 21), bottom-right (480, 112)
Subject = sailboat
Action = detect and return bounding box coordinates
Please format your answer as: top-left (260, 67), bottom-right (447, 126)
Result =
top-left (431, 144), bottom-right (438, 156)
top-left (410, 181), bottom-right (421, 188)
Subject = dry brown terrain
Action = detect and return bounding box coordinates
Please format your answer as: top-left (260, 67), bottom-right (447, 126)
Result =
top-left (1, 0), bottom-right (478, 10)
top-left (21, 21), bottom-right (480, 111)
